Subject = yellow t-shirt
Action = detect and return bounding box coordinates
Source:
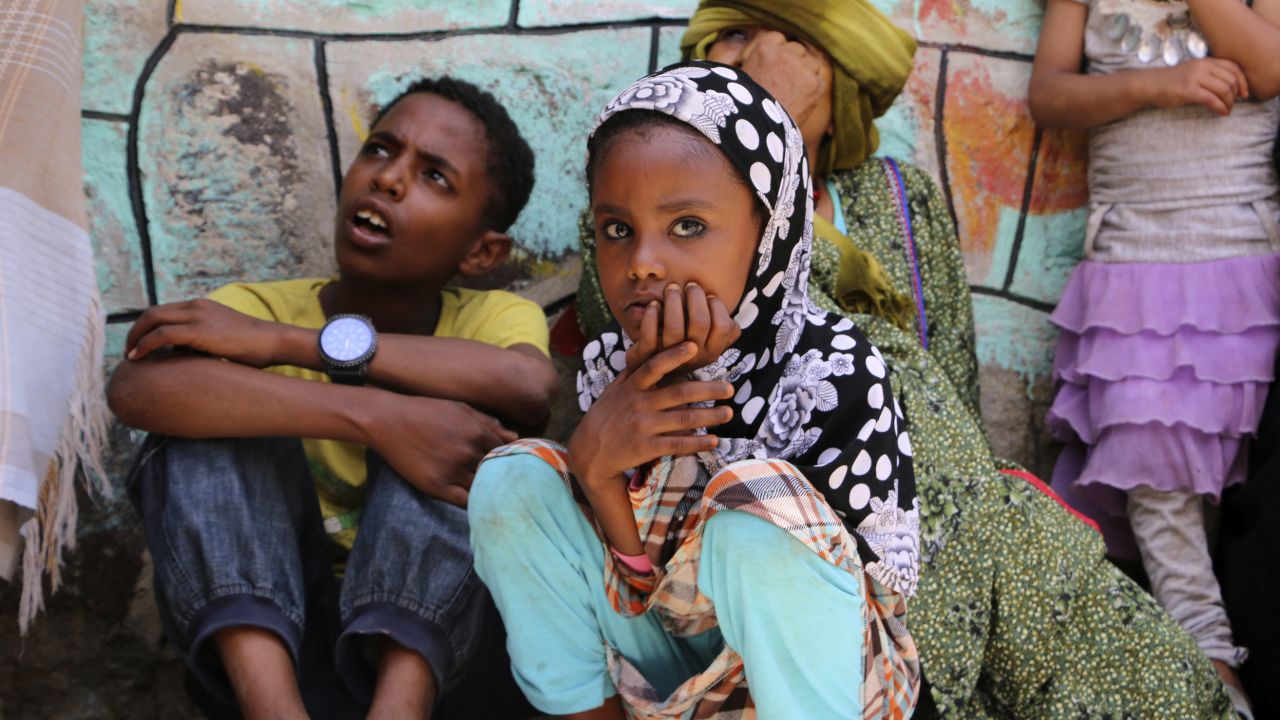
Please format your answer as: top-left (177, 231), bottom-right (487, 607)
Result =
top-left (207, 278), bottom-right (549, 559)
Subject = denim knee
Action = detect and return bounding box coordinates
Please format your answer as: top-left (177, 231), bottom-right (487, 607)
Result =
top-left (339, 456), bottom-right (488, 694)
top-left (128, 435), bottom-right (328, 701)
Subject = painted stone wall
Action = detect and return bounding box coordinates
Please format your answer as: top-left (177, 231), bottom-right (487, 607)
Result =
top-left (83, 0), bottom-right (1085, 469)
top-left (2, 1), bottom-right (1087, 716)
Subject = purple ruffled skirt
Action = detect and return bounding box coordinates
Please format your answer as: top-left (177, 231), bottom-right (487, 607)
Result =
top-left (1047, 253), bottom-right (1280, 558)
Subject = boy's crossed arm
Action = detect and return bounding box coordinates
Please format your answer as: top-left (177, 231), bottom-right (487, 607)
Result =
top-left (109, 298), bottom-right (558, 506)
top-left (121, 297), bottom-right (557, 428)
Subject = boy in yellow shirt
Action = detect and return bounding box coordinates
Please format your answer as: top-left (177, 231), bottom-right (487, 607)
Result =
top-left (108, 77), bottom-right (557, 720)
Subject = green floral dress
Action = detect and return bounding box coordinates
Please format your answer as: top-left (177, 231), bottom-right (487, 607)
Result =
top-left (575, 157), bottom-right (1230, 718)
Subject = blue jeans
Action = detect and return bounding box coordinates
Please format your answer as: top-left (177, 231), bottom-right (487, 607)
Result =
top-left (128, 435), bottom-right (524, 719)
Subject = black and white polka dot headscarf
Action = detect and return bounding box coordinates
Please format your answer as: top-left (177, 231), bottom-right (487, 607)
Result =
top-left (578, 61), bottom-right (919, 596)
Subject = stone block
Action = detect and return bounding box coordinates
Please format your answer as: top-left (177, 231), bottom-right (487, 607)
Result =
top-left (876, 47), bottom-right (943, 188)
top-left (656, 24), bottom-right (688, 67)
top-left (979, 363), bottom-right (1059, 476)
top-left (105, 322), bottom-right (131, 373)
top-left (518, 0), bottom-right (695, 27)
top-left (1006, 127), bottom-right (1087, 303)
top-left (1006, 209), bottom-right (1085, 305)
top-left (84, 119), bottom-right (147, 314)
top-left (324, 28), bottom-right (653, 266)
top-left (940, 52), bottom-right (1035, 287)
top-left (0, 416), bottom-right (196, 719)
top-left (973, 292), bottom-right (1057, 382)
top-left (871, 0), bottom-right (1045, 56)
top-left (138, 33), bottom-right (337, 303)
top-left (177, 0), bottom-right (509, 34)
top-left (84, 0), bottom-right (170, 115)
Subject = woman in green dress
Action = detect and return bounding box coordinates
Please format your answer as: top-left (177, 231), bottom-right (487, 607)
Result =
top-left (572, 1), bottom-right (1232, 716)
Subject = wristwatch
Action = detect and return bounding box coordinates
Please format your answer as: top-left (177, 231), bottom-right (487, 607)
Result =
top-left (317, 314), bottom-right (377, 385)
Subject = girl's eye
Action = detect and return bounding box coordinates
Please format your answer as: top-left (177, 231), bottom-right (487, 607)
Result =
top-left (719, 27), bottom-right (749, 43)
top-left (672, 219), bottom-right (705, 238)
top-left (602, 221), bottom-right (632, 241)
top-left (362, 142), bottom-right (390, 158)
top-left (424, 168), bottom-right (451, 190)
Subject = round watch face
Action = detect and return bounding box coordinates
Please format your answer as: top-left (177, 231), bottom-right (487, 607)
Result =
top-left (321, 316), bottom-right (374, 362)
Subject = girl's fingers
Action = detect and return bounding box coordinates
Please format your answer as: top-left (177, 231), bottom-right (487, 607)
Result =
top-left (653, 434), bottom-right (720, 458)
top-left (636, 301), bottom-right (660, 358)
top-left (1198, 77), bottom-right (1233, 114)
top-left (684, 283), bottom-right (711, 348)
top-left (650, 378), bottom-right (736, 410)
top-left (1227, 61), bottom-right (1249, 98)
top-left (647, 405), bottom-right (734, 435)
top-left (662, 283), bottom-right (685, 349)
top-left (1195, 86), bottom-right (1230, 116)
top-left (705, 296), bottom-right (741, 354)
top-left (631, 342), bottom-right (698, 389)
top-left (1207, 62), bottom-right (1244, 99)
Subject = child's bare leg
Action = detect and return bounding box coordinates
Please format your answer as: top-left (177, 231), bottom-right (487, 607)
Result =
top-left (215, 626), bottom-right (307, 720)
top-left (367, 637), bottom-right (437, 720)
top-left (561, 696), bottom-right (626, 719)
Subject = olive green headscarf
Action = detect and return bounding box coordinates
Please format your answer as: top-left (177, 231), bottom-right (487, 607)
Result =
top-left (682, 0), bottom-right (919, 331)
top-left (682, 0), bottom-right (916, 176)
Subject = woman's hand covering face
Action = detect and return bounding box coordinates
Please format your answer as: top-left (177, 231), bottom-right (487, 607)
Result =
top-left (707, 27), bottom-right (834, 149)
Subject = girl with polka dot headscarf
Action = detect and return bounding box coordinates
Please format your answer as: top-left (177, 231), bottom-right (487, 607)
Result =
top-left (468, 62), bottom-right (919, 719)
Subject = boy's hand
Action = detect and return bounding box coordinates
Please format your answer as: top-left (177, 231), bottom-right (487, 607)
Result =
top-left (366, 394), bottom-right (517, 507)
top-left (126, 299), bottom-right (296, 368)
top-left (568, 341), bottom-right (735, 494)
top-left (627, 283), bottom-right (741, 378)
top-left (1151, 58), bottom-right (1249, 115)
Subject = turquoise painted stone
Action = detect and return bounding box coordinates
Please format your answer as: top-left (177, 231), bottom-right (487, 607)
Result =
top-left (83, 119), bottom-right (147, 313)
top-left (179, 0), bottom-right (509, 34)
top-left (1007, 209), bottom-right (1087, 304)
top-left (138, 33), bottom-right (337, 302)
top-left (84, 0), bottom-right (169, 114)
top-left (519, 0), bottom-right (696, 27)
top-left (973, 294), bottom-right (1059, 381)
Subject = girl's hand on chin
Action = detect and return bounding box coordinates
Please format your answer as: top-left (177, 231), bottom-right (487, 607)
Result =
top-left (626, 282), bottom-right (741, 381)
top-left (567, 341), bottom-right (735, 493)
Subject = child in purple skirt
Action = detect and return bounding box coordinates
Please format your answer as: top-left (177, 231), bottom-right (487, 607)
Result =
top-left (1030, 0), bottom-right (1280, 713)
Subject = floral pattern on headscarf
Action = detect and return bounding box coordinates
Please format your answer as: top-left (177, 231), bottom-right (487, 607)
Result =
top-left (577, 61), bottom-right (920, 596)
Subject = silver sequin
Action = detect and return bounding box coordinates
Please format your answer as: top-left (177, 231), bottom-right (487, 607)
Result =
top-left (1106, 13), bottom-right (1131, 40)
top-left (1137, 35), bottom-right (1158, 63)
top-left (1122, 25), bottom-right (1142, 52)
top-left (1185, 31), bottom-right (1208, 59)
top-left (1162, 35), bottom-right (1182, 66)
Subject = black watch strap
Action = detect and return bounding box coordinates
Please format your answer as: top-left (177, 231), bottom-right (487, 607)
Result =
top-left (326, 364), bottom-right (368, 385)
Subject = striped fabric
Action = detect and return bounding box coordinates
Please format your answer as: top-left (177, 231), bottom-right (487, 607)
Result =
top-left (485, 440), bottom-right (920, 719)
top-left (0, 0), bottom-right (108, 633)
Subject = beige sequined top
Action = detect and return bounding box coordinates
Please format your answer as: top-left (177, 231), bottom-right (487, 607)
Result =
top-left (1072, 0), bottom-right (1280, 262)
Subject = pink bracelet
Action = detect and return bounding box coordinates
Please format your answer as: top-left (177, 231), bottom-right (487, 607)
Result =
top-left (609, 547), bottom-right (654, 575)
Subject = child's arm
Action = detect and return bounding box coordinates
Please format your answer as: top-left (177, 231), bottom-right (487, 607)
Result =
top-left (124, 298), bottom-right (558, 429)
top-left (568, 288), bottom-right (738, 554)
top-left (108, 353), bottom-right (515, 506)
top-left (1030, 0), bottom-right (1249, 128)
top-left (567, 342), bottom-right (735, 555)
top-left (1187, 0), bottom-right (1280, 99)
